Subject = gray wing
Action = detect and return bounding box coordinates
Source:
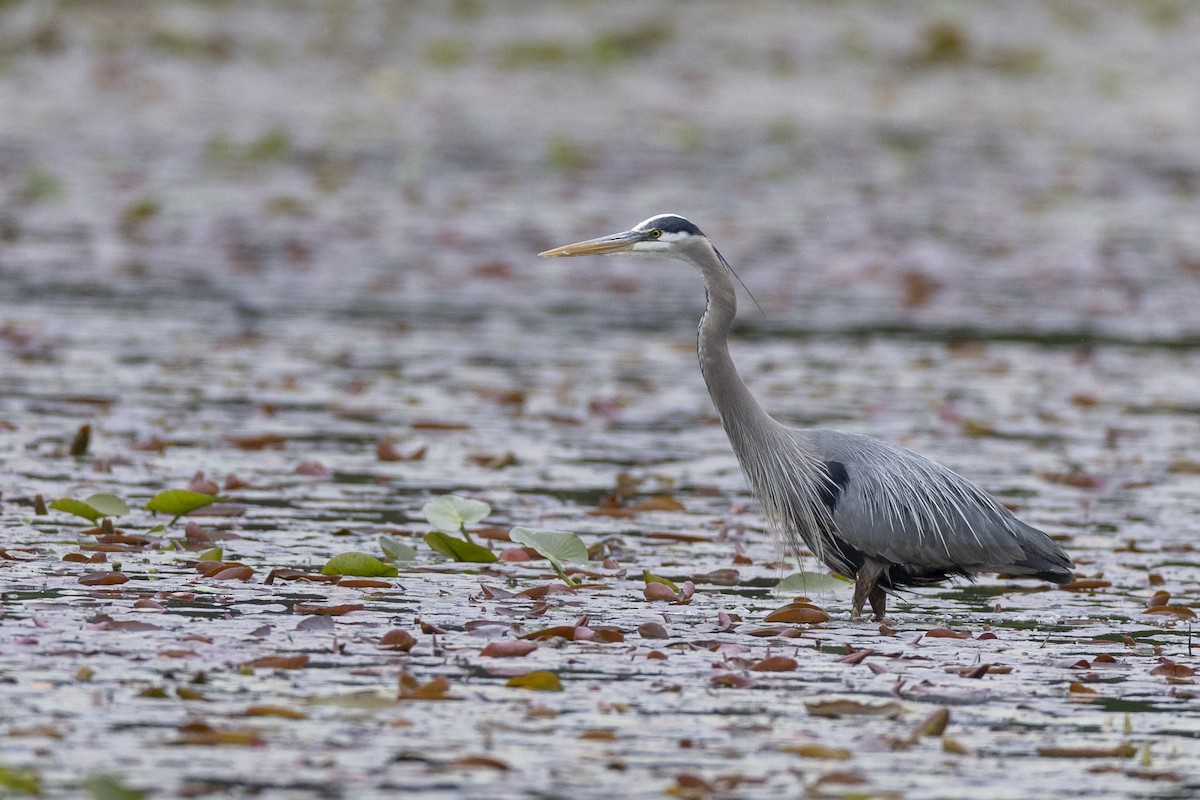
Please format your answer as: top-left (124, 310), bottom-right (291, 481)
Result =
top-left (799, 428), bottom-right (1072, 578)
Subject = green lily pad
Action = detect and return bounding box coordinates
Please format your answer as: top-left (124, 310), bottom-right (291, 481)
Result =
top-left (49, 498), bottom-right (105, 523)
top-left (776, 571), bottom-right (853, 595)
top-left (378, 534), bottom-right (417, 562)
top-left (424, 531), bottom-right (497, 563)
top-left (0, 764), bottom-right (41, 796)
top-left (145, 489), bottom-right (219, 520)
top-left (322, 552), bottom-right (399, 577)
top-left (509, 527), bottom-right (587, 566)
top-left (422, 494), bottom-right (490, 532)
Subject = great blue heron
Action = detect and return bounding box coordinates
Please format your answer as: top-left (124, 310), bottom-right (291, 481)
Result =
top-left (540, 214), bottom-right (1074, 620)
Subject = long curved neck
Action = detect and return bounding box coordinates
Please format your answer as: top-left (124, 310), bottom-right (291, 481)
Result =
top-left (693, 247), bottom-right (781, 446)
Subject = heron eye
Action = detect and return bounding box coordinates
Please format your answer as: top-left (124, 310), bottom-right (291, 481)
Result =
top-left (648, 229), bottom-right (662, 239)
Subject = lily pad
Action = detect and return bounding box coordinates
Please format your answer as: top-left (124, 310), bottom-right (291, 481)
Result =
top-left (378, 534), bottom-right (417, 562)
top-left (424, 531), bottom-right (497, 563)
top-left (509, 527), bottom-right (587, 565)
top-left (145, 490), bottom-right (219, 521)
top-left (423, 494), bottom-right (490, 533)
top-left (776, 571), bottom-right (853, 595)
top-left (322, 552), bottom-right (399, 578)
top-left (50, 493), bottom-right (130, 522)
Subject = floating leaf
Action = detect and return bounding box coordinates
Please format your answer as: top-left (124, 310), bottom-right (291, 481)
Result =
top-left (49, 498), bottom-right (106, 522)
top-left (641, 570), bottom-right (679, 592)
top-left (0, 764), bottom-right (41, 796)
top-left (778, 743), bottom-right (851, 760)
top-left (197, 548), bottom-right (223, 562)
top-left (509, 527), bottom-right (587, 565)
top-left (1036, 743), bottom-right (1137, 758)
top-left (751, 655), bottom-right (798, 671)
top-left (481, 640), bottom-right (537, 658)
top-left (79, 571), bottom-right (128, 586)
top-left (776, 572), bottom-right (853, 595)
top-left (294, 603), bottom-right (365, 616)
top-left (805, 699), bottom-right (904, 719)
top-left (379, 630), bottom-right (417, 652)
top-left (912, 707), bottom-right (950, 737)
top-left (85, 494), bottom-right (129, 518)
top-left (378, 534), bottom-right (417, 562)
top-left (243, 654), bottom-right (308, 670)
top-left (145, 489), bottom-right (219, 520)
top-left (505, 671), bottom-right (562, 691)
top-left (81, 774), bottom-right (148, 800)
top-left (424, 531), bottom-right (497, 563)
top-left (423, 494), bottom-right (490, 532)
top-left (398, 673), bottom-right (451, 700)
top-left (765, 603), bottom-right (830, 625)
top-left (321, 552), bottom-right (399, 578)
top-left (509, 526), bottom-right (586, 583)
top-left (174, 722), bottom-right (265, 747)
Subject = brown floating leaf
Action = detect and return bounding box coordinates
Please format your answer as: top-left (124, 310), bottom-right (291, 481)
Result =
top-left (750, 656), bottom-right (798, 672)
top-left (644, 582), bottom-right (679, 602)
top-left (377, 438), bottom-right (427, 462)
top-left (378, 629), bottom-right (417, 652)
top-left (1068, 682), bottom-right (1098, 695)
top-left (480, 641), bottom-right (537, 658)
top-left (63, 552), bottom-right (106, 563)
top-left (337, 577), bottom-right (393, 589)
top-left (1058, 579), bottom-right (1112, 592)
top-left (521, 625), bottom-right (578, 641)
top-left (175, 721), bottom-right (265, 747)
top-left (912, 707), bottom-right (950, 737)
top-left (778, 743), bottom-right (851, 760)
top-left (1037, 743), bottom-right (1137, 759)
top-left (79, 571), bottom-right (128, 586)
top-left (210, 565), bottom-right (254, 581)
top-left (693, 568), bottom-right (739, 585)
top-left (505, 671), bottom-right (562, 691)
top-left (187, 472), bottom-right (221, 495)
top-left (591, 626), bottom-right (625, 643)
top-left (630, 495), bottom-right (684, 512)
top-left (805, 699), bottom-right (904, 719)
top-left (243, 654), bottom-right (309, 670)
top-left (398, 673), bottom-right (452, 700)
top-left (453, 755), bottom-right (509, 771)
top-left (242, 705), bottom-right (307, 720)
top-left (711, 672), bottom-right (755, 689)
top-left (411, 419), bottom-right (469, 431)
top-left (294, 603), bottom-right (364, 616)
top-left (1150, 662), bottom-right (1196, 678)
top-left (1143, 605), bottom-right (1196, 619)
top-left (924, 627), bottom-right (972, 639)
top-left (263, 568), bottom-right (340, 584)
top-left (294, 460), bottom-right (332, 478)
top-left (1147, 590), bottom-right (1171, 607)
top-left (765, 605), bottom-right (830, 625)
top-left (1039, 470), bottom-right (1103, 489)
top-left (638, 622), bottom-right (669, 639)
top-left (227, 434), bottom-right (287, 450)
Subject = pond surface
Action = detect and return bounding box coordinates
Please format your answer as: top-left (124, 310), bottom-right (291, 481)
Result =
top-left (2, 2), bottom-right (1200, 798)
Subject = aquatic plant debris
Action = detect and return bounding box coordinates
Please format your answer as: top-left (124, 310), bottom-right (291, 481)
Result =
top-left (3, 2), bottom-right (1200, 798)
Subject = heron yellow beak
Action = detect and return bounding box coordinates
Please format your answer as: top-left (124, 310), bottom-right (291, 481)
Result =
top-left (538, 230), bottom-right (641, 258)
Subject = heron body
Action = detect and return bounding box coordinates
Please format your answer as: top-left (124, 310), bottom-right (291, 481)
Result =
top-left (540, 214), bottom-right (1074, 619)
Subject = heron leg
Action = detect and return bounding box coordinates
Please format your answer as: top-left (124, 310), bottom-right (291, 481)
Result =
top-left (868, 586), bottom-right (887, 621)
top-left (851, 560), bottom-right (886, 620)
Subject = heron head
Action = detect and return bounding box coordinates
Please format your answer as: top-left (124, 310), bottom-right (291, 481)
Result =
top-left (539, 214), bottom-right (706, 259)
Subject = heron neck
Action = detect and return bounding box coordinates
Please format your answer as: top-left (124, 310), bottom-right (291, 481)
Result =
top-left (696, 263), bottom-right (780, 446)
